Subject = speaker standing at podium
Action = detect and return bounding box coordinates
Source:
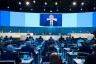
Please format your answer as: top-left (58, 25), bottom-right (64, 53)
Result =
top-left (44, 15), bottom-right (58, 26)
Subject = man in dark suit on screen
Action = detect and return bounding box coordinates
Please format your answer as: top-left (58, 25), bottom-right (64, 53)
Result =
top-left (44, 15), bottom-right (58, 26)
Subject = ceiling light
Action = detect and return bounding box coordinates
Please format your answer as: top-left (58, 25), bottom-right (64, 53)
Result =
top-left (45, 2), bottom-right (47, 5)
top-left (50, 10), bottom-right (52, 12)
top-left (56, 9), bottom-right (58, 11)
top-left (20, 8), bottom-right (22, 10)
top-left (81, 8), bottom-right (83, 10)
top-left (19, 2), bottom-right (21, 5)
top-left (33, 0), bottom-right (36, 3)
top-left (81, 2), bottom-right (84, 6)
top-left (44, 9), bottom-right (46, 11)
top-left (26, 1), bottom-right (30, 5)
top-left (73, 2), bottom-right (76, 6)
top-left (7, 6), bottom-right (9, 9)
top-left (55, 2), bottom-right (58, 5)
top-left (69, 9), bottom-right (71, 11)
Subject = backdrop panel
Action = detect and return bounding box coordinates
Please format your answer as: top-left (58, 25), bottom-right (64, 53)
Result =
top-left (77, 12), bottom-right (93, 27)
top-left (62, 13), bottom-right (77, 27)
top-left (93, 12), bottom-right (96, 27)
top-left (25, 13), bottom-right (40, 27)
top-left (0, 11), bottom-right (10, 26)
top-left (10, 12), bottom-right (25, 26)
top-left (0, 11), bottom-right (1, 26)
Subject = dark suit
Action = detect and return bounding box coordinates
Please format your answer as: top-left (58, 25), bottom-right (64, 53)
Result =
top-left (44, 20), bottom-right (58, 26)
top-left (42, 56), bottom-right (50, 62)
top-left (84, 53), bottom-right (96, 64)
top-left (78, 45), bottom-right (92, 54)
top-left (21, 45), bottom-right (35, 56)
top-left (1, 51), bottom-right (21, 64)
top-left (59, 38), bottom-right (65, 43)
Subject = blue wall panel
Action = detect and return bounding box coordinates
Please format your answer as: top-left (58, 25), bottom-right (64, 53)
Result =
top-left (93, 12), bottom-right (96, 27)
top-left (25, 13), bottom-right (40, 27)
top-left (0, 11), bottom-right (1, 26)
top-left (62, 13), bottom-right (77, 27)
top-left (3, 26), bottom-right (11, 32)
top-left (10, 12), bottom-right (25, 26)
top-left (1, 11), bottom-right (10, 26)
top-left (77, 12), bottom-right (93, 27)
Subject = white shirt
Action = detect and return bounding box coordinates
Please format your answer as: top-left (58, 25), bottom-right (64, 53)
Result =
top-left (50, 21), bottom-right (53, 26)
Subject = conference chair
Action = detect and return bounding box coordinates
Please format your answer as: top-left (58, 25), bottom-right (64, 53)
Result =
top-left (42, 62), bottom-right (50, 64)
top-left (0, 60), bottom-right (16, 64)
top-left (19, 52), bottom-right (30, 60)
top-left (77, 52), bottom-right (89, 59)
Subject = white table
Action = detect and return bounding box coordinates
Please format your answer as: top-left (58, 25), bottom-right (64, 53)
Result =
top-left (20, 35), bottom-right (68, 40)
top-left (67, 52), bottom-right (78, 64)
top-left (63, 48), bottom-right (70, 60)
top-left (68, 33), bottom-right (94, 38)
top-left (73, 59), bottom-right (85, 64)
top-left (20, 58), bottom-right (34, 64)
top-left (0, 33), bottom-right (33, 38)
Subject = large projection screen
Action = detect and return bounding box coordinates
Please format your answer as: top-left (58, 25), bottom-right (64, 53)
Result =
top-left (0, 10), bottom-right (95, 27)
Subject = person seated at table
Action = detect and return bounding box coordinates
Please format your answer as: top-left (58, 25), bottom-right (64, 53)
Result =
top-left (48, 45), bottom-right (57, 53)
top-left (65, 37), bottom-right (72, 47)
top-left (42, 45), bottom-right (57, 56)
top-left (78, 43), bottom-right (92, 54)
top-left (58, 36), bottom-right (65, 43)
top-left (1, 45), bottom-right (21, 64)
top-left (84, 44), bottom-right (96, 64)
top-left (77, 37), bottom-right (84, 47)
top-left (0, 42), bottom-right (3, 52)
top-left (29, 36), bottom-right (34, 43)
top-left (50, 52), bottom-right (63, 64)
top-left (90, 37), bottom-right (96, 45)
top-left (0, 36), bottom-right (4, 41)
top-left (71, 37), bottom-right (76, 44)
top-left (27, 31), bottom-right (30, 35)
top-left (2, 40), bottom-right (11, 48)
top-left (43, 31), bottom-right (46, 35)
top-left (33, 38), bottom-right (40, 45)
top-left (38, 36), bottom-right (43, 43)
top-left (3, 36), bottom-right (9, 41)
top-left (19, 42), bottom-right (26, 48)
top-left (21, 41), bottom-right (35, 56)
top-left (9, 36), bottom-right (18, 45)
top-left (25, 37), bottom-right (30, 41)
top-left (48, 37), bottom-right (55, 44)
top-left (42, 52), bottom-right (50, 62)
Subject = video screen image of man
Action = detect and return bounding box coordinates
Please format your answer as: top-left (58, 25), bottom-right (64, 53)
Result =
top-left (44, 15), bottom-right (58, 26)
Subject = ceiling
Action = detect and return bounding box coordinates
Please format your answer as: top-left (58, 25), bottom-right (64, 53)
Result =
top-left (0, 0), bottom-right (96, 13)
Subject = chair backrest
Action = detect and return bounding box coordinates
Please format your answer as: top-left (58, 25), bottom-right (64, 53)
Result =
top-left (42, 62), bottom-right (50, 64)
top-left (77, 56), bottom-right (87, 59)
top-left (67, 44), bottom-right (76, 48)
top-left (12, 44), bottom-right (18, 48)
top-left (78, 52), bottom-right (89, 58)
top-left (70, 47), bottom-right (78, 52)
top-left (19, 52), bottom-right (29, 59)
top-left (0, 60), bottom-right (15, 64)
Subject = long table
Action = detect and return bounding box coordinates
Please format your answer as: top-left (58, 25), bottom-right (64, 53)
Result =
top-left (0, 33), bottom-right (68, 40)
top-left (0, 33), bottom-right (94, 40)
top-left (0, 33), bottom-right (33, 38)
top-left (73, 59), bottom-right (85, 64)
top-left (20, 58), bottom-right (34, 64)
top-left (68, 33), bottom-right (94, 39)
top-left (20, 35), bottom-right (68, 40)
